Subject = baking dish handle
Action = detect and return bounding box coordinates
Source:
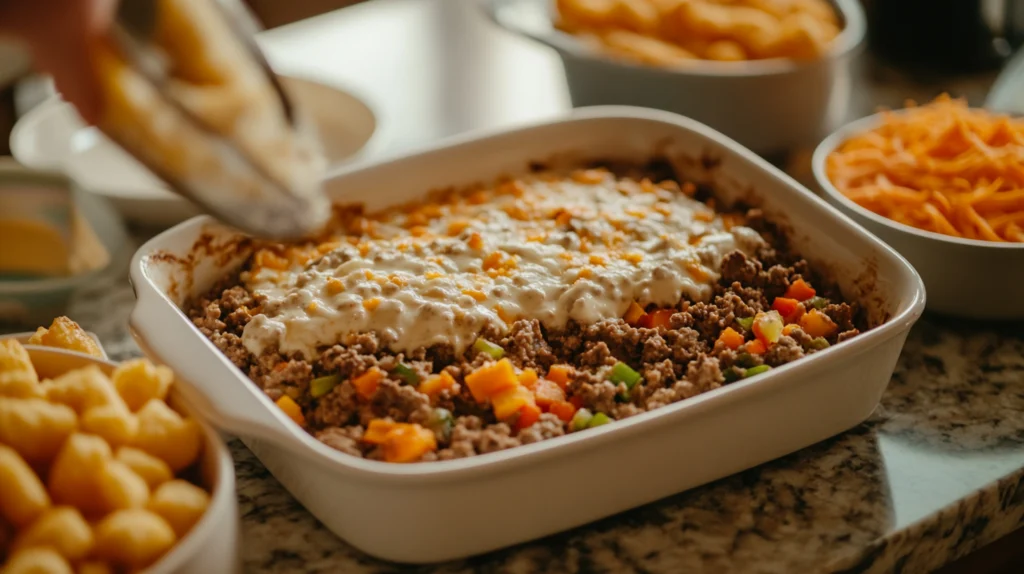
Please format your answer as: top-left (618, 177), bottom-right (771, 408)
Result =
top-left (128, 291), bottom-right (310, 452)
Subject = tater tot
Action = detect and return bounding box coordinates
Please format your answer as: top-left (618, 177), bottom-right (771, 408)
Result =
top-left (44, 366), bottom-right (128, 414)
top-left (27, 317), bottom-right (104, 358)
top-left (115, 447), bottom-right (173, 489)
top-left (1, 547), bottom-right (73, 574)
top-left (48, 433), bottom-right (112, 516)
top-left (556, 0), bottom-right (615, 32)
top-left (600, 29), bottom-right (696, 65)
top-left (0, 398), bottom-right (78, 463)
top-left (97, 460), bottom-right (150, 512)
top-left (93, 509), bottom-right (177, 569)
top-left (770, 11), bottom-right (832, 59)
top-left (0, 340), bottom-right (40, 398)
top-left (611, 0), bottom-right (659, 33)
top-left (112, 359), bottom-right (174, 412)
top-left (0, 445), bottom-right (50, 527)
top-left (12, 507), bottom-right (94, 561)
top-left (147, 480), bottom-right (211, 537)
top-left (75, 563), bottom-right (113, 574)
top-left (705, 39), bottom-right (748, 61)
top-left (133, 399), bottom-right (202, 473)
top-left (81, 405), bottom-right (138, 448)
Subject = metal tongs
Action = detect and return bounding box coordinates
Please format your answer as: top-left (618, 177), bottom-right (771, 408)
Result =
top-left (108, 0), bottom-right (330, 240)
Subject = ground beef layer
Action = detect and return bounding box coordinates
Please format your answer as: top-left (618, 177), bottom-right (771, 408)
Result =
top-left (188, 189), bottom-right (866, 463)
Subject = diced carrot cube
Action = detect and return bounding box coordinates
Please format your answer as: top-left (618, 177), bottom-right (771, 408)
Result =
top-left (275, 395), bottom-right (305, 427)
top-left (515, 402), bottom-right (542, 431)
top-left (623, 301), bottom-right (646, 325)
top-left (491, 386), bottom-right (536, 420)
top-left (382, 425), bottom-right (437, 463)
top-left (465, 358), bottom-right (519, 402)
top-left (638, 309), bottom-right (673, 329)
top-left (717, 327), bottom-right (745, 350)
top-left (518, 368), bottom-right (539, 389)
top-left (783, 324), bottom-right (799, 336)
top-left (352, 367), bottom-right (383, 400)
top-left (785, 279), bottom-right (816, 301)
top-left (546, 365), bottom-right (573, 389)
top-left (569, 395), bottom-right (584, 409)
top-left (799, 309), bottom-right (838, 338)
top-left (363, 419), bottom-right (403, 444)
top-left (419, 372), bottom-right (457, 397)
top-left (533, 379), bottom-right (566, 409)
top-left (745, 339), bottom-right (767, 355)
top-left (548, 400), bottom-right (577, 423)
top-left (771, 297), bottom-right (804, 324)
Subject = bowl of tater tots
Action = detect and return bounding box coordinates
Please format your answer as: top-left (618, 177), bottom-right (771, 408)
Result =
top-left (0, 317), bottom-right (239, 574)
top-left (484, 0), bottom-right (866, 155)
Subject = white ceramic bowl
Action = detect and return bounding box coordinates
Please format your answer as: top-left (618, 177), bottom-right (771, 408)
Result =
top-left (2, 342), bottom-right (241, 574)
top-left (812, 111), bottom-right (1024, 320)
top-left (483, 0), bottom-right (866, 157)
top-left (10, 75), bottom-right (382, 227)
top-left (129, 107), bottom-right (924, 564)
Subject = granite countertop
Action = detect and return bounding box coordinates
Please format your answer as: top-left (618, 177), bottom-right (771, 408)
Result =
top-left (62, 257), bottom-right (1024, 573)
top-left (8, 1), bottom-right (1024, 571)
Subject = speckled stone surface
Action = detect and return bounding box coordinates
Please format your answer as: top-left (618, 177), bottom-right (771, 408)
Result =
top-left (10, 235), bottom-right (1018, 574)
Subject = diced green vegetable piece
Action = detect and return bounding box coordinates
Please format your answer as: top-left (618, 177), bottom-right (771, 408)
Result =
top-left (570, 408), bottom-right (594, 432)
top-left (744, 365), bottom-right (772, 378)
top-left (310, 374), bottom-right (342, 398)
top-left (473, 337), bottom-right (505, 360)
top-left (587, 412), bottom-right (612, 428)
top-left (736, 316), bottom-right (754, 330)
top-left (392, 363), bottom-right (421, 386)
top-left (735, 353), bottom-right (758, 369)
top-left (608, 362), bottom-right (642, 389)
top-left (806, 296), bottom-right (829, 310)
top-left (723, 367), bottom-right (743, 383)
top-left (808, 337), bottom-right (830, 351)
top-left (426, 408), bottom-right (455, 442)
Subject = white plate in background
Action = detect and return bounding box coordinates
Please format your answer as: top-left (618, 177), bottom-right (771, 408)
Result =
top-left (10, 75), bottom-right (383, 227)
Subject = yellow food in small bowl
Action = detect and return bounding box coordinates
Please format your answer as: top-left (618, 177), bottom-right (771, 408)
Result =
top-left (0, 318), bottom-right (211, 573)
top-left (555, 0), bottom-right (842, 66)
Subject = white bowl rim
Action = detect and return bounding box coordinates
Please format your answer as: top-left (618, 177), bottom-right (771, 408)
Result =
top-left (812, 109), bottom-right (1024, 251)
top-left (484, 0), bottom-right (867, 77)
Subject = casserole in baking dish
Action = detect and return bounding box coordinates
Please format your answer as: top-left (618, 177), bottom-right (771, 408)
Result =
top-left (129, 107), bottom-right (924, 563)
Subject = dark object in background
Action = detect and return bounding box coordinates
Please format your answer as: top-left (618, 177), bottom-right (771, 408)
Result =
top-left (863, 0), bottom-right (1023, 74)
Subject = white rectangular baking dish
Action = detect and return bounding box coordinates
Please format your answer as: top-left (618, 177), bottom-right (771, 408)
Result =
top-left (128, 107), bottom-right (925, 564)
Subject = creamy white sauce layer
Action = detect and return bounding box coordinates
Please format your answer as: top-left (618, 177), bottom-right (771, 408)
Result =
top-left (241, 172), bottom-right (763, 358)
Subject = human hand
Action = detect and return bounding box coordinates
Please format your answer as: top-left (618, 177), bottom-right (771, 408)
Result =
top-left (0, 0), bottom-right (116, 123)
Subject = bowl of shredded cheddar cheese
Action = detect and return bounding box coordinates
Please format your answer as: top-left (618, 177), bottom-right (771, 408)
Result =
top-left (813, 94), bottom-right (1024, 319)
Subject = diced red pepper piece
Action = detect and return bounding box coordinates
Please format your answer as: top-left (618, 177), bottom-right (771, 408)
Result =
top-left (717, 327), bottom-right (744, 350)
top-left (569, 395), bottom-right (585, 409)
top-left (548, 400), bottom-right (577, 423)
top-left (514, 402), bottom-right (542, 431)
top-left (638, 309), bottom-right (673, 329)
top-left (785, 279), bottom-right (816, 301)
top-left (533, 379), bottom-right (566, 409)
top-left (465, 358), bottom-right (519, 402)
top-left (772, 297), bottom-right (805, 324)
top-left (351, 367), bottom-right (383, 400)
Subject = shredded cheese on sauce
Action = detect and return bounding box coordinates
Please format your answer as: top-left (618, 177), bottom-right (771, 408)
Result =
top-left (241, 170), bottom-right (764, 358)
